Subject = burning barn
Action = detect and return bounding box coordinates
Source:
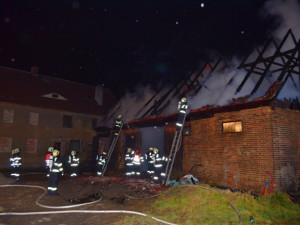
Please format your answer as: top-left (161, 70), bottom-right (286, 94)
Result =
top-left (97, 29), bottom-right (300, 194)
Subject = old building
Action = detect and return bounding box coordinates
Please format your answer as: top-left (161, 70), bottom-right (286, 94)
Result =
top-left (117, 84), bottom-right (300, 194)
top-left (100, 29), bottom-right (300, 194)
top-left (0, 66), bottom-right (116, 169)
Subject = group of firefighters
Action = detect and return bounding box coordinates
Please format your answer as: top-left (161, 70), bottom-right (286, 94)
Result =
top-left (9, 97), bottom-right (189, 194)
top-left (125, 146), bottom-right (169, 183)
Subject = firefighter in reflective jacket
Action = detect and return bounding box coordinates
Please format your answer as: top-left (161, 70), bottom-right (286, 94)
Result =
top-left (153, 148), bottom-right (164, 183)
top-left (113, 115), bottom-right (123, 136)
top-left (176, 97), bottom-right (188, 131)
top-left (132, 147), bottom-right (144, 178)
top-left (68, 150), bottom-right (79, 179)
top-left (45, 147), bottom-right (54, 178)
top-left (96, 152), bottom-right (106, 176)
top-left (145, 147), bottom-right (155, 178)
top-left (48, 149), bottom-right (64, 195)
top-left (10, 148), bottom-right (22, 180)
top-left (125, 147), bottom-right (134, 178)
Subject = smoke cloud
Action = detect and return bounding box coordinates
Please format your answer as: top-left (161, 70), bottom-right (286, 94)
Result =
top-left (101, 0), bottom-right (300, 125)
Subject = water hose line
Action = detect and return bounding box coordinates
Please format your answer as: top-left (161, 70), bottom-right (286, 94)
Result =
top-left (0, 184), bottom-right (177, 225)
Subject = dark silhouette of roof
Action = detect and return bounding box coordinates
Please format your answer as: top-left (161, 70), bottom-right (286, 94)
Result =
top-left (0, 66), bottom-right (116, 116)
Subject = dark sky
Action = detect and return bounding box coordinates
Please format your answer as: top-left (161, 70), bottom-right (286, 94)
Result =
top-left (0, 0), bottom-right (275, 98)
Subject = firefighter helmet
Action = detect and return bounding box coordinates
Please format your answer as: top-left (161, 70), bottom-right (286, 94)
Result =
top-left (149, 147), bottom-right (153, 151)
top-left (53, 149), bottom-right (60, 157)
top-left (71, 150), bottom-right (76, 156)
top-left (136, 147), bottom-right (140, 152)
top-left (11, 149), bottom-right (15, 155)
top-left (117, 114), bottom-right (122, 119)
top-left (48, 147), bottom-right (54, 152)
top-left (103, 152), bottom-right (107, 155)
top-left (153, 148), bottom-right (159, 154)
top-left (181, 97), bottom-right (187, 103)
top-left (127, 147), bottom-right (132, 153)
top-left (14, 148), bottom-right (20, 154)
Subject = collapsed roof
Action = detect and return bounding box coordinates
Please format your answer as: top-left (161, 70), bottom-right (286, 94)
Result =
top-left (100, 29), bottom-right (300, 128)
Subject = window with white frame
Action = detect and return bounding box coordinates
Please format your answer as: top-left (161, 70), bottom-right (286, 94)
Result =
top-left (3, 109), bottom-right (14, 123)
top-left (29, 112), bottom-right (39, 126)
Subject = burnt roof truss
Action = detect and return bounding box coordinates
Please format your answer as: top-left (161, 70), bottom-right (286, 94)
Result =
top-left (136, 56), bottom-right (230, 118)
top-left (237, 29), bottom-right (300, 97)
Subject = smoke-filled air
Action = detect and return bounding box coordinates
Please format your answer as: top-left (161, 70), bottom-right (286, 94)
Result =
top-left (101, 0), bottom-right (300, 126)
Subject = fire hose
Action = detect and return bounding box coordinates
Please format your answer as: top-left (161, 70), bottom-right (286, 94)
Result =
top-left (0, 184), bottom-right (178, 225)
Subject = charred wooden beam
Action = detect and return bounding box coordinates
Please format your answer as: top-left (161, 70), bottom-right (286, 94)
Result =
top-left (236, 37), bottom-right (274, 94)
top-left (251, 30), bottom-right (296, 95)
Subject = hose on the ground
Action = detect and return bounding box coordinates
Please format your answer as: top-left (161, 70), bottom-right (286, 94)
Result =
top-left (0, 210), bottom-right (177, 225)
top-left (0, 184), bottom-right (178, 225)
top-left (0, 184), bottom-right (102, 209)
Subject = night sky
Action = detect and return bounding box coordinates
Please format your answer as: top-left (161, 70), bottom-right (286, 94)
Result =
top-left (1, 0), bottom-right (277, 98)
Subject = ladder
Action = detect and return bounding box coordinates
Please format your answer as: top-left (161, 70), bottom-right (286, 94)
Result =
top-left (101, 123), bottom-right (123, 177)
top-left (162, 113), bottom-right (187, 185)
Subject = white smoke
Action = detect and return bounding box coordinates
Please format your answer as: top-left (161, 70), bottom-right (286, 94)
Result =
top-left (264, 0), bottom-right (300, 43)
top-left (263, 0), bottom-right (300, 100)
top-left (101, 0), bottom-right (300, 125)
top-left (101, 85), bottom-right (157, 126)
top-left (188, 0), bottom-right (300, 109)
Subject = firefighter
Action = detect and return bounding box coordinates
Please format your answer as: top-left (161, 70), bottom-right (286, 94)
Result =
top-left (45, 146), bottom-right (54, 178)
top-left (153, 147), bottom-right (164, 183)
top-left (113, 114), bottom-right (123, 136)
top-left (132, 147), bottom-right (144, 178)
top-left (68, 150), bottom-right (80, 179)
top-left (96, 151), bottom-right (107, 176)
top-left (125, 147), bottom-right (134, 179)
top-left (176, 97), bottom-right (189, 131)
top-left (48, 149), bottom-right (64, 195)
top-left (145, 147), bottom-right (155, 179)
top-left (10, 148), bottom-right (22, 180)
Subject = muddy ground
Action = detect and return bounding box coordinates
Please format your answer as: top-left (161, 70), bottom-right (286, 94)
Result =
top-left (0, 172), bottom-right (165, 225)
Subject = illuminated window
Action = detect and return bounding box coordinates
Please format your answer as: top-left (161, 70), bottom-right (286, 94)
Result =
top-left (223, 121), bottom-right (242, 133)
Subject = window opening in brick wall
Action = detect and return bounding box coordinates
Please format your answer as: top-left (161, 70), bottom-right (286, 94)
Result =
top-left (223, 121), bottom-right (242, 133)
top-left (63, 115), bottom-right (73, 128)
top-left (0, 137), bottom-right (13, 152)
top-left (3, 109), bottom-right (14, 123)
top-left (29, 112), bottom-right (39, 126)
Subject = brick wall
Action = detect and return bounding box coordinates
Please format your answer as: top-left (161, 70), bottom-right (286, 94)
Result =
top-left (184, 106), bottom-right (282, 194)
top-left (271, 108), bottom-right (300, 192)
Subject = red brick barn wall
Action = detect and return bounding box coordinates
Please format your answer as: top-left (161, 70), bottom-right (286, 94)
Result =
top-left (271, 108), bottom-right (300, 192)
top-left (184, 106), bottom-right (275, 194)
